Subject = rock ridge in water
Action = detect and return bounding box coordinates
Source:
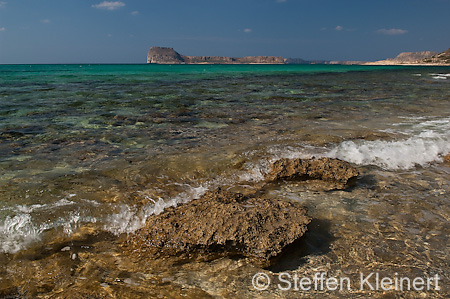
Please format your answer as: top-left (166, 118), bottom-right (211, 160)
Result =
top-left (147, 47), bottom-right (285, 64)
top-left (126, 158), bottom-right (359, 260)
top-left (267, 157), bottom-right (359, 189)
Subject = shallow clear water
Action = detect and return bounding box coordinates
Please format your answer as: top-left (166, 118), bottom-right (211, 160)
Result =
top-left (0, 64), bottom-right (449, 298)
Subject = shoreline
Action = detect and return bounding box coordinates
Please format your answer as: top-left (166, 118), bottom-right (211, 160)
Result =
top-left (362, 62), bottom-right (450, 66)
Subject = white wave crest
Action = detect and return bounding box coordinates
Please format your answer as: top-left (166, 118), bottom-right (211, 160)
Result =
top-left (0, 214), bottom-right (44, 253)
top-left (0, 195), bottom-right (99, 253)
top-left (104, 186), bottom-right (209, 235)
top-left (430, 73), bottom-right (450, 80)
top-left (328, 118), bottom-right (450, 170)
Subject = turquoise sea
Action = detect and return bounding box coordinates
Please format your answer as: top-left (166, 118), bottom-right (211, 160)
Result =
top-left (1, 64), bottom-right (450, 298)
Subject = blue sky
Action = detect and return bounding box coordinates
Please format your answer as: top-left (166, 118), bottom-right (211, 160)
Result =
top-left (0, 0), bottom-right (449, 64)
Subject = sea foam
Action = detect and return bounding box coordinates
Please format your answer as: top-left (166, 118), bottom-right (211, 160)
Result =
top-left (430, 73), bottom-right (450, 80)
top-left (0, 214), bottom-right (44, 253)
top-left (0, 196), bottom-right (96, 253)
top-left (328, 118), bottom-right (450, 170)
top-left (104, 185), bottom-right (210, 235)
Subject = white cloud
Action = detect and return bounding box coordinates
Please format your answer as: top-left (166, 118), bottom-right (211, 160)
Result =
top-left (131, 10), bottom-right (139, 15)
top-left (41, 19), bottom-right (51, 24)
top-left (335, 25), bottom-right (343, 31)
top-left (107, 33), bottom-right (113, 37)
top-left (0, 2), bottom-right (6, 8)
top-left (377, 28), bottom-right (408, 35)
top-left (243, 28), bottom-right (252, 33)
top-left (92, 1), bottom-right (125, 11)
top-left (0, 27), bottom-right (5, 31)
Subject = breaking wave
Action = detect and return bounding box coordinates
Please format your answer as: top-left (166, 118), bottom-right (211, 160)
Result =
top-left (328, 117), bottom-right (450, 169)
top-left (430, 73), bottom-right (450, 80)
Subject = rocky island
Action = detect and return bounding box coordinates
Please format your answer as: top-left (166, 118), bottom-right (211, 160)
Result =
top-left (147, 47), bottom-right (285, 64)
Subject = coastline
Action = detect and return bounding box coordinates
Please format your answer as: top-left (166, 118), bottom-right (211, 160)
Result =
top-left (363, 62), bottom-right (450, 66)
top-left (146, 46), bottom-right (450, 66)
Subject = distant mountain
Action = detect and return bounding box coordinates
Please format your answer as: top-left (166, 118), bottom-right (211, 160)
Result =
top-left (392, 51), bottom-right (437, 63)
top-left (147, 47), bottom-right (284, 64)
top-left (366, 51), bottom-right (438, 65)
top-left (422, 48), bottom-right (450, 64)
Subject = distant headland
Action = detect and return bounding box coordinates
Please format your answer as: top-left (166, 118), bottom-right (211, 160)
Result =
top-left (147, 46), bottom-right (450, 65)
top-left (364, 50), bottom-right (449, 65)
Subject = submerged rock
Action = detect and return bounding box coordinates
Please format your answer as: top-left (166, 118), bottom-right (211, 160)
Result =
top-left (128, 188), bottom-right (310, 260)
top-left (267, 157), bottom-right (359, 189)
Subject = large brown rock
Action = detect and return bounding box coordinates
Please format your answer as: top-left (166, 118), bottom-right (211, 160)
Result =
top-left (128, 188), bottom-right (310, 260)
top-left (267, 157), bottom-right (359, 189)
